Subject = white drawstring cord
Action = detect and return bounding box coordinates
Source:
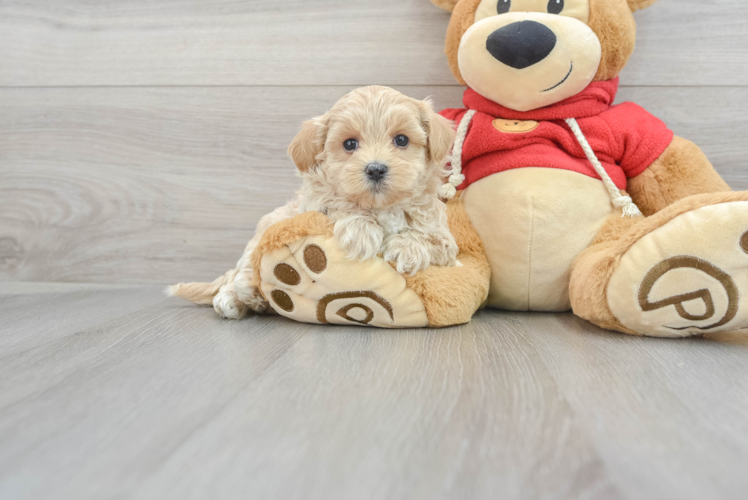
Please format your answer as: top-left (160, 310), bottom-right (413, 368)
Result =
top-left (440, 110), bottom-right (476, 200)
top-left (565, 118), bottom-right (642, 217)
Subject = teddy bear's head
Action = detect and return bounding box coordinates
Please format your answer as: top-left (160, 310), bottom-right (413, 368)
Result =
top-left (431, 0), bottom-right (659, 111)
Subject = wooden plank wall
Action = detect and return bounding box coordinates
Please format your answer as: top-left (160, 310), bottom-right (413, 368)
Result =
top-left (1, 0), bottom-right (747, 285)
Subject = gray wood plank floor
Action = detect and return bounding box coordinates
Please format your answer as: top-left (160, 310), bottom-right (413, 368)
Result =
top-left (1, 283), bottom-right (747, 500)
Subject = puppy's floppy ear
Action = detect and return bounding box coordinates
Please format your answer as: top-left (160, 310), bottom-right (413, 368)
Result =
top-left (287, 115), bottom-right (328, 172)
top-left (430, 0), bottom-right (460, 12)
top-left (418, 100), bottom-right (456, 164)
top-left (627, 0), bottom-right (659, 11)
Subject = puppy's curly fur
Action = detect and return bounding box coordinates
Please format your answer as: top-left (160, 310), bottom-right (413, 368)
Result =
top-left (170, 86), bottom-right (459, 319)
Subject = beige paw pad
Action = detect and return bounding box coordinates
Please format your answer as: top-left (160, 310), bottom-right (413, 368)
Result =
top-left (608, 201), bottom-right (748, 337)
top-left (258, 235), bottom-right (428, 328)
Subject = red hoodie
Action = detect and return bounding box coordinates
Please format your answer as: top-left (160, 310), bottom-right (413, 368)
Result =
top-left (440, 78), bottom-right (674, 190)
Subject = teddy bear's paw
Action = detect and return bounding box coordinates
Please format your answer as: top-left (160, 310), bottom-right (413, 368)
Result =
top-left (257, 234), bottom-right (429, 328)
top-left (607, 198), bottom-right (748, 337)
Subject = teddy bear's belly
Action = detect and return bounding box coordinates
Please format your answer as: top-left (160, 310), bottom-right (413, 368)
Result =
top-left (462, 168), bottom-right (614, 311)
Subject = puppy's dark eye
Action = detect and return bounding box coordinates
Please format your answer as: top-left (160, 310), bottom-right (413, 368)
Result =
top-left (497, 0), bottom-right (511, 14)
top-left (343, 139), bottom-right (358, 152)
top-left (394, 135), bottom-right (409, 148)
top-left (547, 0), bottom-right (563, 14)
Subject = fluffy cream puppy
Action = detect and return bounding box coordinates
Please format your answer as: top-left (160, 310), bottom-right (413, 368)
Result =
top-left (170, 86), bottom-right (458, 319)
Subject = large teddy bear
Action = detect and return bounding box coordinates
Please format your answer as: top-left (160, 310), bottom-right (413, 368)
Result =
top-left (249, 0), bottom-right (748, 337)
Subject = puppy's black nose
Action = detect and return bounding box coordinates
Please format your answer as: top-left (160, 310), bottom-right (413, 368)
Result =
top-left (486, 21), bottom-right (557, 69)
top-left (365, 163), bottom-right (389, 182)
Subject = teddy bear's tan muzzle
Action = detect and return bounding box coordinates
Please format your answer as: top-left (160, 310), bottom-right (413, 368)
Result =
top-left (458, 12), bottom-right (601, 112)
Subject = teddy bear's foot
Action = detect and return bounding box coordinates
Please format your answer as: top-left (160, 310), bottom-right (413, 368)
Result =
top-left (258, 234), bottom-right (429, 328)
top-left (571, 192), bottom-right (748, 337)
top-left (250, 198), bottom-right (490, 328)
top-left (248, 212), bottom-right (427, 328)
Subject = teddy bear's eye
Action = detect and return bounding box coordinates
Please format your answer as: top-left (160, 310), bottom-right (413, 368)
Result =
top-left (547, 0), bottom-right (564, 14)
top-left (497, 0), bottom-right (511, 14)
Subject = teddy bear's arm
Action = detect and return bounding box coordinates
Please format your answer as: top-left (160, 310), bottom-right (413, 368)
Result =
top-left (627, 136), bottom-right (731, 216)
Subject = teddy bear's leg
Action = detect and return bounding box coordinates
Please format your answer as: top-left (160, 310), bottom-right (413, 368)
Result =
top-left (251, 196), bottom-right (490, 328)
top-left (570, 192), bottom-right (748, 337)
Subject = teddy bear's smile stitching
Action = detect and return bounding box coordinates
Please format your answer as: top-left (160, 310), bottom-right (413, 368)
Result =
top-left (542, 62), bottom-right (573, 92)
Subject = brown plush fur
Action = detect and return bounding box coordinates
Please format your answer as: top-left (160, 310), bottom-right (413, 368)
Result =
top-left (590, 210), bottom-right (643, 245)
top-left (570, 191), bottom-right (748, 335)
top-left (443, 0), bottom-right (483, 85)
top-left (588, 0), bottom-right (637, 82)
top-left (404, 193), bottom-right (491, 327)
top-left (627, 136), bottom-right (732, 216)
top-left (569, 240), bottom-right (640, 335)
top-left (439, 0), bottom-right (644, 85)
top-left (627, 0), bottom-right (660, 12)
top-left (430, 0), bottom-right (460, 11)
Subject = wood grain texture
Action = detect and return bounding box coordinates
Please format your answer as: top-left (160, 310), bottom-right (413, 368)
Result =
top-left (0, 284), bottom-right (747, 499)
top-left (1, 85), bottom-right (746, 285)
top-left (513, 313), bottom-right (748, 500)
top-left (0, 284), bottom-right (165, 356)
top-left (0, 0), bottom-right (746, 87)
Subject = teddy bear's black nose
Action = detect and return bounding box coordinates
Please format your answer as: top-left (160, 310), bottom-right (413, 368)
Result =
top-left (486, 21), bottom-right (557, 69)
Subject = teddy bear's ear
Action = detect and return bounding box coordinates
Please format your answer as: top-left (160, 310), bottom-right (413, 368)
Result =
top-left (430, 0), bottom-right (460, 12)
top-left (627, 0), bottom-right (659, 11)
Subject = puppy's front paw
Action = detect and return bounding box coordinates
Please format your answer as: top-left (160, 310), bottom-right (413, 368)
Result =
top-left (334, 216), bottom-right (384, 261)
top-left (383, 232), bottom-right (432, 276)
top-left (427, 232), bottom-right (460, 268)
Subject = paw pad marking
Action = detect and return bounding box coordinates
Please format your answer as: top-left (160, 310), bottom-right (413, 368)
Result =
top-left (274, 263), bottom-right (301, 286)
top-left (303, 244), bottom-right (327, 273)
top-left (638, 256), bottom-right (738, 331)
top-left (271, 290), bottom-right (294, 312)
top-left (259, 236), bottom-right (428, 328)
top-left (269, 244), bottom-right (329, 314)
